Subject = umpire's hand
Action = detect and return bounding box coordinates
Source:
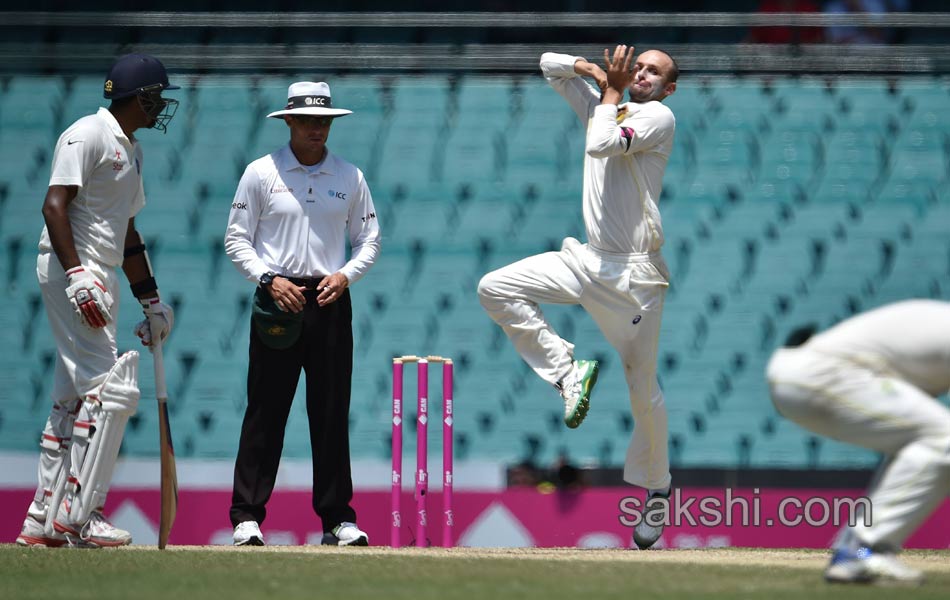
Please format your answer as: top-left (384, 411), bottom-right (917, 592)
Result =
top-left (267, 277), bottom-right (307, 313)
top-left (316, 272), bottom-right (349, 307)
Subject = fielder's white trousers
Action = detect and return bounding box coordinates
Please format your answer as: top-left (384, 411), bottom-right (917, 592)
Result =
top-left (478, 237), bottom-right (672, 489)
top-left (767, 347), bottom-right (950, 551)
top-left (28, 252), bottom-right (121, 523)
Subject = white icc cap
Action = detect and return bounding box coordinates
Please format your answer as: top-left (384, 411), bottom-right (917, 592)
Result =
top-left (266, 81), bottom-right (353, 119)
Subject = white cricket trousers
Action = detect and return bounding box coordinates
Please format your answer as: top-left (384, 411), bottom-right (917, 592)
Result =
top-left (27, 252), bottom-right (121, 523)
top-left (767, 347), bottom-right (950, 550)
top-left (478, 237), bottom-right (672, 489)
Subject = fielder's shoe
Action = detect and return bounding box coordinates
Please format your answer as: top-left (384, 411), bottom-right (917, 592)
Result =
top-left (321, 522), bottom-right (369, 546)
top-left (54, 509), bottom-right (132, 548)
top-left (15, 516), bottom-right (67, 548)
top-left (558, 360), bottom-right (599, 429)
top-left (633, 488), bottom-right (671, 550)
top-left (824, 546), bottom-right (924, 586)
top-left (233, 521), bottom-right (265, 546)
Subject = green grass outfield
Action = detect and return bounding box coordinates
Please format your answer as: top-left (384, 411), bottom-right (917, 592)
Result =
top-left (2, 545), bottom-right (949, 599)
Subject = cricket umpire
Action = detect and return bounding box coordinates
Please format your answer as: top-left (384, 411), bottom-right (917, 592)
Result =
top-left (224, 81), bottom-right (380, 546)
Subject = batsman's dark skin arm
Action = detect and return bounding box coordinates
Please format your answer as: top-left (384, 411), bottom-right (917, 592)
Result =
top-left (41, 185), bottom-right (83, 272)
top-left (122, 221), bottom-right (159, 300)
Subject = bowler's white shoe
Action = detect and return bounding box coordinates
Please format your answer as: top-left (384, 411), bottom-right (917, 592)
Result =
top-left (633, 489), bottom-right (670, 550)
top-left (16, 516), bottom-right (66, 547)
top-left (54, 509), bottom-right (132, 548)
top-left (324, 522), bottom-right (369, 546)
top-left (233, 521), bottom-right (265, 546)
top-left (825, 547), bottom-right (923, 585)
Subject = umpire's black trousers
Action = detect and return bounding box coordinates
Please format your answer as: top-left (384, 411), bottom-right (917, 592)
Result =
top-left (230, 287), bottom-right (357, 532)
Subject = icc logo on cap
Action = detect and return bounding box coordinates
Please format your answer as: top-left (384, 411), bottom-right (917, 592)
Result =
top-left (104, 80), bottom-right (113, 93)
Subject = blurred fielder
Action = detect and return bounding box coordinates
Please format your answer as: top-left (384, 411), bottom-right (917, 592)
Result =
top-left (16, 54), bottom-right (177, 547)
top-left (478, 45), bottom-right (678, 549)
top-left (768, 300), bottom-right (950, 585)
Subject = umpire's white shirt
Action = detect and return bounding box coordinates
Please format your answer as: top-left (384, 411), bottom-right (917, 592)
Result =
top-left (39, 107), bottom-right (145, 267)
top-left (225, 144), bottom-right (380, 283)
top-left (541, 52), bottom-right (675, 255)
top-left (804, 299), bottom-right (950, 397)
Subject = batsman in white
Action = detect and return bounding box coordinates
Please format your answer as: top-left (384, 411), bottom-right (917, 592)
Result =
top-left (768, 300), bottom-right (950, 585)
top-left (15, 54), bottom-right (177, 548)
top-left (478, 45), bottom-right (678, 549)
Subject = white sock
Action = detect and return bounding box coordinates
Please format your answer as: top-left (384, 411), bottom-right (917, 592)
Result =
top-left (555, 362), bottom-right (576, 391)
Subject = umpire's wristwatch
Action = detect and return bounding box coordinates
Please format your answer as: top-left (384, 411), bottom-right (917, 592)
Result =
top-left (259, 271), bottom-right (277, 287)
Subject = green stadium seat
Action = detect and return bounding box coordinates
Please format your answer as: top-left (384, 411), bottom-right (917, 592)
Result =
top-left (504, 121), bottom-right (564, 185)
top-left (903, 89), bottom-right (950, 131)
top-left (876, 178), bottom-right (937, 209)
top-left (834, 81), bottom-right (902, 134)
top-left (0, 129), bottom-right (53, 201)
top-left (440, 122), bottom-right (502, 186)
top-left (860, 203), bottom-right (921, 236)
top-left (748, 179), bottom-right (806, 205)
top-left (767, 80), bottom-right (838, 134)
top-left (917, 204), bottom-right (950, 238)
top-left (887, 129), bottom-right (949, 185)
top-left (758, 131), bottom-right (822, 187)
top-left (823, 161), bottom-right (882, 188)
top-left (390, 76), bottom-right (450, 118)
top-left (692, 128), bottom-right (757, 187)
top-left (812, 178), bottom-right (873, 204)
top-left (825, 129), bottom-right (886, 172)
top-left (889, 155), bottom-right (948, 186)
top-left (59, 77), bottom-right (109, 131)
top-left (0, 77), bottom-right (63, 138)
top-left (455, 77), bottom-right (513, 117)
top-left (705, 101), bottom-right (770, 137)
top-left (373, 119), bottom-right (442, 187)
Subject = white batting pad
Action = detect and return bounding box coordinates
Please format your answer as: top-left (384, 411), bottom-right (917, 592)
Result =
top-left (65, 351), bottom-right (140, 525)
top-left (31, 399), bottom-right (80, 535)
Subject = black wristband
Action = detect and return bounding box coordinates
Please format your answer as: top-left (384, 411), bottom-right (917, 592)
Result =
top-left (130, 277), bottom-right (158, 297)
top-left (124, 244), bottom-right (147, 258)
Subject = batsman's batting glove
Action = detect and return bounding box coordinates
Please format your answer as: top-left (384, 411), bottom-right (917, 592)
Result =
top-left (65, 266), bottom-right (114, 329)
top-left (134, 296), bottom-right (174, 347)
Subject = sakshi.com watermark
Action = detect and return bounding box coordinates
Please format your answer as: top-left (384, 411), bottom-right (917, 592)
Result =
top-left (618, 488), bottom-right (872, 528)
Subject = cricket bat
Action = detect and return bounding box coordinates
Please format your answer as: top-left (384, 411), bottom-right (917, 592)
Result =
top-left (152, 340), bottom-right (178, 550)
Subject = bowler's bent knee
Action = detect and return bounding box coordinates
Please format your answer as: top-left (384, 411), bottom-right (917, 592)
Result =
top-left (477, 270), bottom-right (503, 305)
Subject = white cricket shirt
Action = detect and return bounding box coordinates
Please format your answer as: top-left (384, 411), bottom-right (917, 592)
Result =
top-left (806, 300), bottom-right (950, 397)
top-left (39, 107), bottom-right (146, 267)
top-left (541, 52), bottom-right (675, 255)
top-left (225, 144), bottom-right (381, 284)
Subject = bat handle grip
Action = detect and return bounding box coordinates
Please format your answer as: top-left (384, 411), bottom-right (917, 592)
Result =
top-left (153, 340), bottom-right (168, 401)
